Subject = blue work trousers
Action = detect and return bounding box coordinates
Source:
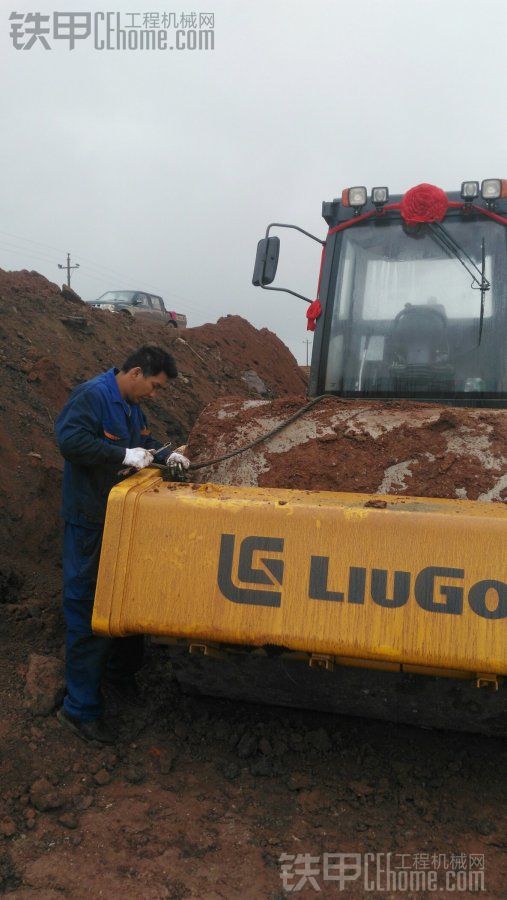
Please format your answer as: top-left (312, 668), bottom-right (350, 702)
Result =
top-left (63, 522), bottom-right (144, 721)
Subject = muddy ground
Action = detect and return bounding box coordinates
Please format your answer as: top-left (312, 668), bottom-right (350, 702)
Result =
top-left (0, 270), bottom-right (506, 897)
top-left (1, 609), bottom-right (506, 898)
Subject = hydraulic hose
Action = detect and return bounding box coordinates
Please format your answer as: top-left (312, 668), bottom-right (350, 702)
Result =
top-left (186, 394), bottom-right (334, 472)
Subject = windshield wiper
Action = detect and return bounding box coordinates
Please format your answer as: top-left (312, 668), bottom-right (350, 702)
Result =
top-left (427, 222), bottom-right (490, 345)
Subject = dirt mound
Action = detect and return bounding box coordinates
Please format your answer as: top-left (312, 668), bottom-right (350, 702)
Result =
top-left (0, 268), bottom-right (307, 594)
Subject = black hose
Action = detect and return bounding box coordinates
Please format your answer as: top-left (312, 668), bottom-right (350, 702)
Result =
top-left (186, 394), bottom-right (334, 472)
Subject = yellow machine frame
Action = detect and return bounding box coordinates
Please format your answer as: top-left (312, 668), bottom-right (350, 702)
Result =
top-left (92, 471), bottom-right (507, 682)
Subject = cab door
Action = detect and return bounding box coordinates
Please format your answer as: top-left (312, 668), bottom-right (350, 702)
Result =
top-left (149, 295), bottom-right (167, 322)
top-left (132, 293), bottom-right (152, 321)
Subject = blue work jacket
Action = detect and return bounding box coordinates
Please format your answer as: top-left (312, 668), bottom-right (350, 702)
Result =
top-left (56, 368), bottom-right (165, 527)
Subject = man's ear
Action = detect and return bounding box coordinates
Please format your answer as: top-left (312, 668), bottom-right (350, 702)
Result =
top-left (130, 367), bottom-right (143, 379)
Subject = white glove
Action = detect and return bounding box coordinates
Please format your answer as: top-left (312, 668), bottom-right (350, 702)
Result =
top-left (167, 451), bottom-right (190, 470)
top-left (123, 447), bottom-right (154, 469)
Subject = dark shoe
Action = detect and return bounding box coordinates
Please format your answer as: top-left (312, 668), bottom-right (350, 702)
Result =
top-left (57, 707), bottom-right (116, 744)
top-left (103, 675), bottom-right (142, 707)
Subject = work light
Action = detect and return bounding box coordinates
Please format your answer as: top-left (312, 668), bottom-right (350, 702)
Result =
top-left (460, 181), bottom-right (479, 201)
top-left (342, 186), bottom-right (367, 212)
top-left (481, 179), bottom-right (502, 201)
top-left (371, 186), bottom-right (389, 207)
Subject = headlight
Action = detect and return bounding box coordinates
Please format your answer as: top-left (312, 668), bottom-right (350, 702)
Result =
top-left (460, 181), bottom-right (479, 200)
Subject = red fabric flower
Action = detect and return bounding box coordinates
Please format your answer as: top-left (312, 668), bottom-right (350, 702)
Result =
top-left (400, 183), bottom-right (449, 225)
top-left (306, 299), bottom-right (322, 332)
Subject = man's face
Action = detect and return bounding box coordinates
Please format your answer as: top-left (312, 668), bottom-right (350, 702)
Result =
top-left (125, 368), bottom-right (169, 402)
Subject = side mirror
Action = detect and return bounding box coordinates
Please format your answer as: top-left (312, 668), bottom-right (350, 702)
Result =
top-left (252, 236), bottom-right (280, 286)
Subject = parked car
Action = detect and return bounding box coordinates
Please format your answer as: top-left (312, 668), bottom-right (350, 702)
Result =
top-left (87, 291), bottom-right (187, 328)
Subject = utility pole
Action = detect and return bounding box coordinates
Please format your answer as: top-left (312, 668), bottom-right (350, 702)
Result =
top-left (302, 338), bottom-right (312, 366)
top-left (58, 252), bottom-right (80, 287)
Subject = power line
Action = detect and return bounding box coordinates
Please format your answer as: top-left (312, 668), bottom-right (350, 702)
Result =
top-left (0, 243), bottom-right (231, 326)
top-left (0, 247), bottom-right (203, 320)
top-left (0, 246), bottom-right (109, 291)
top-left (0, 243), bottom-right (207, 313)
top-left (0, 244), bottom-right (101, 286)
top-left (0, 228), bottom-right (168, 295)
top-left (76, 257), bottom-right (210, 314)
top-left (0, 228), bottom-right (66, 255)
top-left (76, 268), bottom-right (117, 286)
top-left (0, 242), bottom-right (61, 267)
top-left (0, 228), bottom-right (211, 315)
top-left (0, 244), bottom-right (114, 291)
top-left (75, 253), bottom-right (165, 291)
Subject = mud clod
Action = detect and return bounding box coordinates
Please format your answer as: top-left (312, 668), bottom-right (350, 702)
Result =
top-left (29, 778), bottom-right (64, 812)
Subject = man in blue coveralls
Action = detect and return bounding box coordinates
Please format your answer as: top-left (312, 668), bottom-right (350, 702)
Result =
top-left (55, 345), bottom-right (188, 744)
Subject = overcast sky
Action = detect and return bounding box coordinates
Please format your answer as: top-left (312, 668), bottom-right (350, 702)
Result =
top-left (2, 0), bottom-right (507, 363)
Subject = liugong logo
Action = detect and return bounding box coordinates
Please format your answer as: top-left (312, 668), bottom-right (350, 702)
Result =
top-left (217, 534), bottom-right (284, 607)
top-left (217, 534), bottom-right (507, 619)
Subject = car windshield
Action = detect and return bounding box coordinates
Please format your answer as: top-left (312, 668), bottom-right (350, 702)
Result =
top-left (324, 218), bottom-right (507, 400)
top-left (95, 291), bottom-right (136, 305)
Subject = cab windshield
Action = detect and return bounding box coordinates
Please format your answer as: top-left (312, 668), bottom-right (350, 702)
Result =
top-left (324, 218), bottom-right (506, 401)
top-left (96, 291), bottom-right (136, 305)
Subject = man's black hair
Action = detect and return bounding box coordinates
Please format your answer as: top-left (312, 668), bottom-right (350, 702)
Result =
top-left (121, 345), bottom-right (178, 378)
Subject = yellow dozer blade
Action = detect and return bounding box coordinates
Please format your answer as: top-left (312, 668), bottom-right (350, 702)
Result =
top-left (93, 470), bottom-right (507, 734)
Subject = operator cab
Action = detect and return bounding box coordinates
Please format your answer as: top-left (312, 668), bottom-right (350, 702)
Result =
top-left (252, 182), bottom-right (507, 408)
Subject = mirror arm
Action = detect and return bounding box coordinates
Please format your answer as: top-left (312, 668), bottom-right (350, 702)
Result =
top-left (259, 283), bottom-right (312, 303)
top-left (265, 222), bottom-right (325, 246)
top-left (261, 223), bottom-right (324, 302)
